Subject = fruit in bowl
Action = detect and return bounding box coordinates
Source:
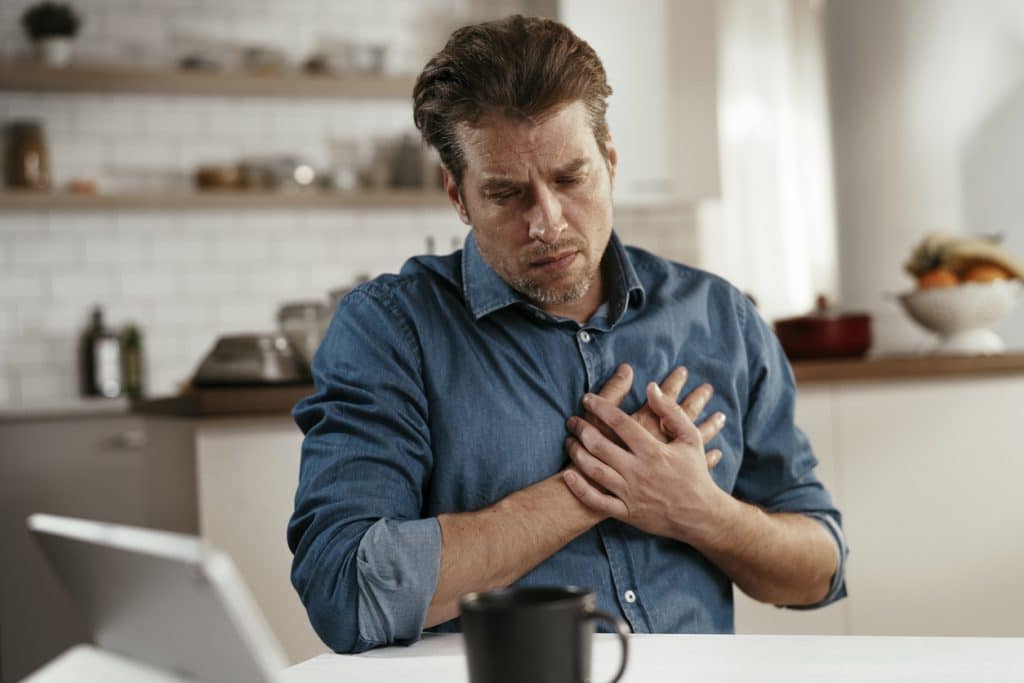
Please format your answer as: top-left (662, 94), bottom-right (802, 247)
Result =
top-left (901, 233), bottom-right (1024, 354)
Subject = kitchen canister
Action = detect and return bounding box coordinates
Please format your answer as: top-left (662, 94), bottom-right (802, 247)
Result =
top-left (5, 120), bottom-right (51, 190)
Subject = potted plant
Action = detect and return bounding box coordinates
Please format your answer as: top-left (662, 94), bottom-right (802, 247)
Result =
top-left (21, 2), bottom-right (81, 67)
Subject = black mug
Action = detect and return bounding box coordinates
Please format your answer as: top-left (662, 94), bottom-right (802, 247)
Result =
top-left (459, 586), bottom-right (629, 683)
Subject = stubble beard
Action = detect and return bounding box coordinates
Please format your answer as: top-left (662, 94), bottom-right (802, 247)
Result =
top-left (503, 247), bottom-right (599, 306)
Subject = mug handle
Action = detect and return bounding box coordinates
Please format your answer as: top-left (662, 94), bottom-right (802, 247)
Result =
top-left (583, 609), bottom-right (630, 683)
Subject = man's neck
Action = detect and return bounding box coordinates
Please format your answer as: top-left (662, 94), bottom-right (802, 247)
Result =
top-left (540, 273), bottom-right (606, 324)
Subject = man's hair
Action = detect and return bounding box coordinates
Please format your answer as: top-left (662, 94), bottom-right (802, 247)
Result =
top-left (412, 15), bottom-right (613, 190)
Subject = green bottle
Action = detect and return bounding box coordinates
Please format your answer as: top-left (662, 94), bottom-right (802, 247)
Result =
top-left (121, 323), bottom-right (144, 399)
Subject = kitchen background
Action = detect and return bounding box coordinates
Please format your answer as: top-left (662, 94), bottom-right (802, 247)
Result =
top-left (0, 0), bottom-right (703, 405)
top-left (3, 0), bottom-right (1024, 680)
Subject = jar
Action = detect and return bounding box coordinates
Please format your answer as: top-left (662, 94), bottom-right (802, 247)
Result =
top-left (5, 121), bottom-right (51, 190)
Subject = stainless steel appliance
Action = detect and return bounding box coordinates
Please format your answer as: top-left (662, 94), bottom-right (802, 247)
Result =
top-left (191, 333), bottom-right (305, 386)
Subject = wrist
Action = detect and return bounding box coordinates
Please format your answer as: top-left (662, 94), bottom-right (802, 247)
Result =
top-left (679, 487), bottom-right (742, 551)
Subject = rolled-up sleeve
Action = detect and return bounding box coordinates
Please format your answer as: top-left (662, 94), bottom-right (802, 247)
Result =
top-left (287, 286), bottom-right (440, 653)
top-left (733, 295), bottom-right (849, 608)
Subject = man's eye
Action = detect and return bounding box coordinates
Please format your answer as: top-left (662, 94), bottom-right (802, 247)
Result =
top-left (557, 175), bottom-right (582, 186)
top-left (488, 190), bottom-right (520, 202)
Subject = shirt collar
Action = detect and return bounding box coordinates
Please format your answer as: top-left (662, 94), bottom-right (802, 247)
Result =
top-left (461, 230), bottom-right (646, 322)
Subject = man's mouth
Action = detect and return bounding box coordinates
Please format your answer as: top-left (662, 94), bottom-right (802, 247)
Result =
top-left (530, 251), bottom-right (578, 271)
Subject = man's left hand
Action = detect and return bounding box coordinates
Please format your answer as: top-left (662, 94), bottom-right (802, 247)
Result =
top-left (563, 381), bottom-right (730, 545)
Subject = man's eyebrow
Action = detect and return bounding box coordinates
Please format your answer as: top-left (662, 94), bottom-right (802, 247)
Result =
top-left (553, 158), bottom-right (590, 176)
top-left (479, 176), bottom-right (520, 193)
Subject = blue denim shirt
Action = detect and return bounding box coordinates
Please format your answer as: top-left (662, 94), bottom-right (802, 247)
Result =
top-left (288, 231), bottom-right (848, 654)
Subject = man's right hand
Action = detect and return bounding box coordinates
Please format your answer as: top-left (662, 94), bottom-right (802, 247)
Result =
top-left (585, 364), bottom-right (726, 470)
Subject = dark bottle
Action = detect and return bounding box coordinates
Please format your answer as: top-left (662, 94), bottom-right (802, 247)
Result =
top-left (121, 323), bottom-right (144, 399)
top-left (79, 307), bottom-right (123, 398)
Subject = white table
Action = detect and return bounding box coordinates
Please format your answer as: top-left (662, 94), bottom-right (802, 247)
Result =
top-left (284, 632), bottom-right (1024, 682)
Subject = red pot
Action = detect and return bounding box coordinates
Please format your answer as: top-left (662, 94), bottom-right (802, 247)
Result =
top-left (773, 296), bottom-right (872, 360)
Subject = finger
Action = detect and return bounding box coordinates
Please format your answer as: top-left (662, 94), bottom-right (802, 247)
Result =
top-left (567, 415), bottom-right (634, 473)
top-left (658, 366), bottom-right (688, 403)
top-left (596, 364), bottom-right (633, 407)
top-left (705, 448), bottom-right (723, 470)
top-left (646, 382), bottom-right (702, 447)
top-left (680, 383), bottom-right (714, 422)
top-left (584, 411), bottom-right (624, 447)
top-left (579, 393), bottom-right (659, 455)
top-left (565, 437), bottom-right (628, 496)
top-left (563, 470), bottom-right (629, 519)
top-left (697, 411), bottom-right (727, 446)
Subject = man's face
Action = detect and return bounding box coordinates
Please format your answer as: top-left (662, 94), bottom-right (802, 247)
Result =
top-left (444, 101), bottom-right (617, 315)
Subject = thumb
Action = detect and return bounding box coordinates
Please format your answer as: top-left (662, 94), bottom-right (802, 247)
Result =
top-left (647, 381), bottom-right (701, 447)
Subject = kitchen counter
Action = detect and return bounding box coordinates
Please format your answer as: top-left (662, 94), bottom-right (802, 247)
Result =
top-left (0, 396), bottom-right (132, 422)
top-left (132, 352), bottom-right (1024, 418)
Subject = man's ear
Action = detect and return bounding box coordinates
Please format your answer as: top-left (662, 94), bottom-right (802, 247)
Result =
top-left (442, 167), bottom-right (472, 226)
top-left (605, 133), bottom-right (618, 188)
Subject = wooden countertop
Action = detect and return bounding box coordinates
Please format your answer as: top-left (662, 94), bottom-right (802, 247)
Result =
top-left (133, 353), bottom-right (1024, 418)
top-left (791, 351), bottom-right (1024, 384)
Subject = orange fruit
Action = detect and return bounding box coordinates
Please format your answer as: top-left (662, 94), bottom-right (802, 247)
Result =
top-left (917, 268), bottom-right (959, 288)
top-left (962, 263), bottom-right (1011, 283)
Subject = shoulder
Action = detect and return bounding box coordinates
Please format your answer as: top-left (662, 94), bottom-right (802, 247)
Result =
top-left (339, 251), bottom-right (464, 315)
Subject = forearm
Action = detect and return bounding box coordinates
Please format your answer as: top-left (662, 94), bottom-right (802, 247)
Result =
top-left (425, 471), bottom-right (604, 626)
top-left (690, 493), bottom-right (837, 606)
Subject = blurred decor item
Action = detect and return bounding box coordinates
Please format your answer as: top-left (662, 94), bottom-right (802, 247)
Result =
top-left (21, 2), bottom-right (81, 67)
top-left (121, 323), bottom-right (145, 400)
top-left (277, 300), bottom-right (327, 371)
top-left (4, 121), bottom-right (51, 190)
top-left (242, 46), bottom-right (287, 75)
top-left (79, 307), bottom-right (123, 398)
top-left (194, 164), bottom-right (240, 190)
top-left (899, 233), bottom-right (1023, 354)
top-left (899, 280), bottom-right (1022, 356)
top-left (774, 295), bottom-right (872, 361)
top-left (904, 232), bottom-right (1024, 288)
top-left (192, 334), bottom-right (304, 386)
top-left (67, 177), bottom-right (97, 194)
top-left (179, 53), bottom-right (221, 72)
top-left (389, 134), bottom-right (425, 188)
top-left (238, 156), bottom-right (317, 191)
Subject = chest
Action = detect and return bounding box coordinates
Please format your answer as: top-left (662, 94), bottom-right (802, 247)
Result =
top-left (416, 306), bottom-right (746, 514)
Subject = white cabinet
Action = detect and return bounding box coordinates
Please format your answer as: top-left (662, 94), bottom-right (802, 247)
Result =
top-left (559, 0), bottom-right (721, 205)
top-left (736, 374), bottom-right (1024, 637)
top-left (195, 418), bottom-right (325, 664)
top-left (0, 414), bottom-right (197, 683)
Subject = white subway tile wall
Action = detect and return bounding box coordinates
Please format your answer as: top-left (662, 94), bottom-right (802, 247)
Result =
top-left (0, 0), bottom-right (697, 406)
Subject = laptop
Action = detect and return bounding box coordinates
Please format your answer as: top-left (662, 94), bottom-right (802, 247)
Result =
top-left (27, 513), bottom-right (289, 683)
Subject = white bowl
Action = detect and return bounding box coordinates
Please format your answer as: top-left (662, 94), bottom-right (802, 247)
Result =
top-left (898, 279), bottom-right (1022, 354)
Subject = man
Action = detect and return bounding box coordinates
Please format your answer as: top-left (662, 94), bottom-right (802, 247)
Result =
top-left (288, 15), bottom-right (847, 654)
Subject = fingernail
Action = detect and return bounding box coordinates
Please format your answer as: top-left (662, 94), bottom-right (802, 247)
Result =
top-left (582, 393), bottom-right (594, 406)
top-left (716, 412), bottom-right (726, 425)
top-left (650, 382), bottom-right (663, 396)
top-left (566, 416), bottom-right (577, 429)
top-left (616, 363), bottom-right (631, 378)
top-left (564, 471), bottom-right (577, 485)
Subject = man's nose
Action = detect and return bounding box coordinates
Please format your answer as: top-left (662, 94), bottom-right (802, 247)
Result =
top-left (526, 183), bottom-right (567, 243)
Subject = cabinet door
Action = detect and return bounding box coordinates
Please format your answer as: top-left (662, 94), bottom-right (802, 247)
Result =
top-left (0, 415), bottom-right (197, 683)
top-left (835, 377), bottom-right (1024, 636)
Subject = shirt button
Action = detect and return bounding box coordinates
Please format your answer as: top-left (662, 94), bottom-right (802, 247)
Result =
top-left (578, 330), bottom-right (592, 343)
top-left (624, 590), bottom-right (636, 603)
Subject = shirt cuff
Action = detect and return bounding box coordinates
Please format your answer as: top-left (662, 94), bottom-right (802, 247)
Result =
top-left (783, 512), bottom-right (849, 610)
top-left (355, 517), bottom-right (442, 646)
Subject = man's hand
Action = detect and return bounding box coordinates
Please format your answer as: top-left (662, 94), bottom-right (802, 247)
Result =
top-left (586, 363), bottom-right (726, 469)
top-left (563, 379), bottom-right (730, 545)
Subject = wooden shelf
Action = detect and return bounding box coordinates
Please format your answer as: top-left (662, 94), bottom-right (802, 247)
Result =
top-left (0, 189), bottom-right (450, 210)
top-left (0, 63), bottom-right (415, 98)
top-left (791, 352), bottom-right (1024, 384)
